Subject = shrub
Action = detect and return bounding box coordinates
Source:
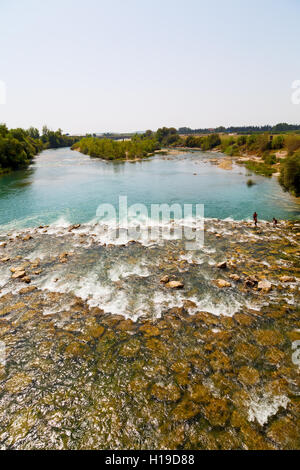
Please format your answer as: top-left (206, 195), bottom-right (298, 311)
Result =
top-left (279, 153), bottom-right (300, 196)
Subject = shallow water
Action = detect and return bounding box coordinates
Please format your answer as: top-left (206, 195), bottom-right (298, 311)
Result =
top-left (0, 150), bottom-right (299, 450)
top-left (0, 148), bottom-right (299, 232)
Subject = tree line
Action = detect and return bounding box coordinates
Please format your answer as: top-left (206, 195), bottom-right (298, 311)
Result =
top-left (0, 124), bottom-right (78, 174)
top-left (178, 123), bottom-right (300, 135)
top-left (72, 133), bottom-right (160, 160)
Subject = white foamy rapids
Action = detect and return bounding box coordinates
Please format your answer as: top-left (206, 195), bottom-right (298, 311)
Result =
top-left (248, 394), bottom-right (290, 426)
top-left (108, 262), bottom-right (150, 282)
top-left (179, 253), bottom-right (205, 265)
top-left (32, 215), bottom-right (207, 248)
top-left (32, 263), bottom-right (254, 320)
top-left (0, 268), bottom-right (11, 297)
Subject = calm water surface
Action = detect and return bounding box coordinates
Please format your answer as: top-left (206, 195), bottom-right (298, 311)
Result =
top-left (0, 147), bottom-right (299, 230)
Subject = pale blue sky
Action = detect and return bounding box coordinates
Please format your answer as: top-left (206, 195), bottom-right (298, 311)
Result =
top-left (0, 0), bottom-right (299, 134)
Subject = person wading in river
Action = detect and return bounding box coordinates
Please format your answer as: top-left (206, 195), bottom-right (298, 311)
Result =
top-left (253, 212), bottom-right (258, 226)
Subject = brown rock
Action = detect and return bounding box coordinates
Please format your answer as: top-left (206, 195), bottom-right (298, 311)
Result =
top-left (238, 366), bottom-right (260, 386)
top-left (172, 399), bottom-right (201, 421)
top-left (22, 234), bottom-right (32, 241)
top-left (165, 280), bottom-right (184, 289)
top-left (244, 276), bottom-right (258, 288)
top-left (19, 286), bottom-right (37, 295)
top-left (214, 279), bottom-right (231, 288)
top-left (217, 261), bottom-right (227, 269)
top-left (204, 398), bottom-right (230, 427)
top-left (258, 280), bottom-right (272, 293)
top-left (11, 270), bottom-right (26, 279)
top-left (160, 275), bottom-right (170, 284)
top-left (151, 383), bottom-right (181, 402)
top-left (280, 276), bottom-right (295, 283)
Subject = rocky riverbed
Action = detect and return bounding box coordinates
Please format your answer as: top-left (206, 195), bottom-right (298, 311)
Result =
top-left (0, 219), bottom-right (299, 449)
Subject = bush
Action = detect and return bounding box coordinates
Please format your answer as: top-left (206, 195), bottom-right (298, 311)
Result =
top-left (243, 160), bottom-right (276, 177)
top-left (279, 153), bottom-right (300, 196)
top-left (263, 153), bottom-right (277, 165)
top-left (286, 135), bottom-right (300, 154)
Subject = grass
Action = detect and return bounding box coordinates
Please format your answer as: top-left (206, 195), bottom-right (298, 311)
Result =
top-left (242, 161), bottom-right (277, 177)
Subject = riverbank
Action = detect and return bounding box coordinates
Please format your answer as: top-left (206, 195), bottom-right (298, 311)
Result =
top-left (0, 219), bottom-right (299, 449)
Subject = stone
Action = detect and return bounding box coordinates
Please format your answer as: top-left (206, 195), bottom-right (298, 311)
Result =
top-left (267, 417), bottom-right (299, 450)
top-left (234, 313), bottom-right (255, 326)
top-left (139, 323), bottom-right (160, 337)
top-left (280, 276), bottom-right (295, 283)
top-left (217, 261), bottom-right (227, 269)
top-left (22, 276), bottom-right (31, 284)
top-left (214, 279), bottom-right (231, 288)
top-left (229, 274), bottom-right (240, 281)
top-left (0, 257), bottom-right (10, 262)
top-left (258, 280), bottom-right (272, 293)
top-left (234, 342), bottom-right (260, 364)
top-left (65, 342), bottom-right (88, 357)
top-left (253, 330), bottom-right (285, 347)
top-left (188, 383), bottom-right (211, 403)
top-left (183, 300), bottom-right (197, 310)
top-left (68, 224), bottom-right (81, 232)
top-left (244, 276), bottom-right (258, 288)
top-left (160, 275), bottom-right (169, 284)
top-left (5, 373), bottom-right (32, 393)
top-left (119, 338), bottom-right (140, 358)
top-left (172, 399), bottom-right (201, 421)
top-left (11, 270), bottom-right (26, 279)
top-left (115, 319), bottom-right (135, 332)
top-left (210, 350), bottom-right (231, 371)
top-left (265, 347), bottom-right (285, 365)
top-left (238, 366), bottom-right (260, 386)
top-left (204, 398), bottom-right (230, 427)
top-left (22, 234), bottom-right (32, 241)
top-left (151, 383), bottom-right (181, 402)
top-left (165, 280), bottom-right (184, 289)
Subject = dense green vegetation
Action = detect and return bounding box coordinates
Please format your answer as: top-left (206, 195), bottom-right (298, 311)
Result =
top-left (0, 124), bottom-right (78, 174)
top-left (72, 133), bottom-right (160, 160)
top-left (243, 160), bottom-right (276, 177)
top-left (178, 123), bottom-right (300, 135)
top-left (184, 133), bottom-right (221, 150)
top-left (0, 124), bottom-right (43, 174)
top-left (279, 153), bottom-right (300, 197)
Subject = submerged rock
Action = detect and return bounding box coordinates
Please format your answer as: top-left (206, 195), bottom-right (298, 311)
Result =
top-left (5, 373), bottom-right (32, 393)
top-left (160, 275), bottom-right (169, 284)
top-left (280, 276), bottom-right (295, 283)
top-left (258, 280), bottom-right (272, 293)
top-left (238, 366), bottom-right (260, 386)
top-left (204, 398), bottom-right (230, 427)
top-left (172, 398), bottom-right (201, 421)
top-left (214, 279), bottom-right (231, 288)
top-left (151, 383), bottom-right (181, 402)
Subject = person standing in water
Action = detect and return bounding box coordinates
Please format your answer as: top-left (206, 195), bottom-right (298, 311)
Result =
top-left (253, 212), bottom-right (258, 226)
top-left (273, 217), bottom-right (278, 227)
